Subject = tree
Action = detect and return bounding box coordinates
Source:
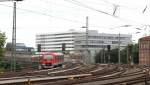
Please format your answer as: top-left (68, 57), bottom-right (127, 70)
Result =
top-left (120, 48), bottom-right (127, 64)
top-left (95, 48), bottom-right (118, 64)
top-left (110, 48), bottom-right (118, 63)
top-left (0, 31), bottom-right (6, 60)
top-left (132, 44), bottom-right (139, 64)
top-left (95, 44), bottom-right (139, 64)
top-left (120, 44), bottom-right (139, 64)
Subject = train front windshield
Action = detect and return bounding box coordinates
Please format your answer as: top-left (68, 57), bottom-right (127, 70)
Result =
top-left (43, 55), bottom-right (54, 60)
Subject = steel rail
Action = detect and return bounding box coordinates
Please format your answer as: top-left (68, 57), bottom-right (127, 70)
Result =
top-left (0, 74), bottom-right (92, 84)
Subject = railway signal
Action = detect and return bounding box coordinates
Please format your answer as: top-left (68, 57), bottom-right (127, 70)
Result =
top-left (127, 44), bottom-right (132, 65)
top-left (107, 45), bottom-right (111, 63)
top-left (37, 44), bottom-right (41, 52)
top-left (107, 45), bottom-right (111, 51)
top-left (62, 43), bottom-right (66, 54)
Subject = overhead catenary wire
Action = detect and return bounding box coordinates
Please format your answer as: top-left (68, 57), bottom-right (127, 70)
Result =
top-left (65, 0), bottom-right (145, 26)
top-left (0, 3), bottom-right (83, 24)
top-left (0, 3), bottom-right (113, 30)
top-left (113, 4), bottom-right (119, 16)
top-left (101, 0), bottom-right (147, 13)
top-left (37, 0), bottom-right (146, 29)
top-left (27, 0), bottom-right (146, 27)
top-left (36, 0), bottom-right (92, 19)
top-left (142, 0), bottom-right (149, 13)
top-left (64, 0), bottom-right (112, 16)
top-left (142, 5), bottom-right (147, 13)
top-left (0, 1), bottom-right (145, 30)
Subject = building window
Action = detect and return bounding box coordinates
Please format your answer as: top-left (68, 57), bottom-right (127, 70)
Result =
top-left (112, 41), bottom-right (118, 44)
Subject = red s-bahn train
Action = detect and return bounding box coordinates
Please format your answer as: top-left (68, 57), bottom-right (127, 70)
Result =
top-left (32, 52), bottom-right (64, 69)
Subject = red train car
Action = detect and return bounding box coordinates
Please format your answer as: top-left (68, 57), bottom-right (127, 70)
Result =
top-left (32, 52), bottom-right (64, 69)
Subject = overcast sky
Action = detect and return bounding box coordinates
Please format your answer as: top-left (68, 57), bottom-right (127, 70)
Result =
top-left (0, 0), bottom-right (150, 47)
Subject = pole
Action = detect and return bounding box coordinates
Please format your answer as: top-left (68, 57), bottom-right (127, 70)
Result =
top-left (85, 16), bottom-right (89, 63)
top-left (127, 45), bottom-right (129, 64)
top-left (104, 48), bottom-right (106, 63)
top-left (149, 25), bottom-right (150, 36)
top-left (101, 33), bottom-right (104, 63)
top-left (118, 33), bottom-right (121, 64)
top-left (11, 1), bottom-right (16, 71)
top-left (108, 52), bottom-right (110, 63)
top-left (85, 16), bottom-right (88, 50)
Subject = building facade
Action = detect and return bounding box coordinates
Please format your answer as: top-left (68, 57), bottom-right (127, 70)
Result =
top-left (139, 36), bottom-right (150, 66)
top-left (75, 30), bottom-right (132, 52)
top-left (36, 30), bottom-right (132, 53)
top-left (6, 42), bottom-right (34, 53)
top-left (36, 30), bottom-right (81, 52)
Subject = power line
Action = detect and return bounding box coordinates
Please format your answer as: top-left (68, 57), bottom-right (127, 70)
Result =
top-left (0, 3), bottom-right (112, 30)
top-left (101, 0), bottom-right (146, 12)
top-left (142, 5), bottom-right (147, 13)
top-left (37, 0), bottom-right (116, 27)
top-left (65, 0), bottom-right (112, 16)
top-left (37, 0), bottom-right (89, 19)
top-left (37, 0), bottom-right (90, 12)
top-left (0, 3), bottom-right (84, 24)
top-left (40, 0), bottom-right (145, 28)
top-left (113, 4), bottom-right (119, 16)
top-left (65, 0), bottom-right (145, 25)
top-left (22, 0), bottom-right (144, 27)
top-left (0, 2), bottom-right (145, 30)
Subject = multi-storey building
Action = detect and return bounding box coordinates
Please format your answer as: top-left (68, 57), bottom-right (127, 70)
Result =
top-left (36, 30), bottom-right (81, 52)
top-left (36, 30), bottom-right (132, 63)
top-left (139, 36), bottom-right (150, 66)
top-left (36, 30), bottom-right (132, 53)
top-left (75, 30), bottom-right (132, 52)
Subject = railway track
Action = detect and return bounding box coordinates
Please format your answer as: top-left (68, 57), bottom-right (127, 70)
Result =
top-left (0, 64), bottom-right (104, 85)
top-left (32, 65), bottom-right (148, 85)
top-left (0, 74), bottom-right (92, 85)
top-left (74, 65), bottom-right (149, 85)
top-left (0, 64), bottom-right (149, 85)
top-left (39, 65), bottom-right (122, 85)
top-left (0, 62), bottom-right (77, 78)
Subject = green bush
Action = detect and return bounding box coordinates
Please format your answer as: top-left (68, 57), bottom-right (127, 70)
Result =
top-left (0, 61), bottom-right (21, 70)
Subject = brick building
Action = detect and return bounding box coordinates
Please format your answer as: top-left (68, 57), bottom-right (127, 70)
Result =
top-left (139, 36), bottom-right (150, 65)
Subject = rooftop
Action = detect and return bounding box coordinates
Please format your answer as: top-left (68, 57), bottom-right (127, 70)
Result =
top-left (139, 36), bottom-right (150, 41)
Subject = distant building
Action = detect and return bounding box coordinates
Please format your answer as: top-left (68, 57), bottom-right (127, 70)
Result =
top-left (6, 42), bottom-right (34, 53)
top-left (74, 30), bottom-right (132, 52)
top-left (139, 36), bottom-right (150, 66)
top-left (36, 30), bottom-right (132, 63)
top-left (36, 30), bottom-right (132, 52)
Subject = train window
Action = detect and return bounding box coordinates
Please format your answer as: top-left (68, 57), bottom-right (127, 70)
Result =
top-left (44, 55), bottom-right (53, 60)
top-left (56, 55), bottom-right (60, 60)
top-left (56, 55), bottom-right (63, 60)
top-left (59, 55), bottom-right (64, 60)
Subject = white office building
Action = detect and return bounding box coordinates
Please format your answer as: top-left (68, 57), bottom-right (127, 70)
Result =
top-left (36, 30), bottom-right (132, 53)
top-left (75, 30), bottom-right (132, 51)
top-left (36, 30), bottom-right (81, 52)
